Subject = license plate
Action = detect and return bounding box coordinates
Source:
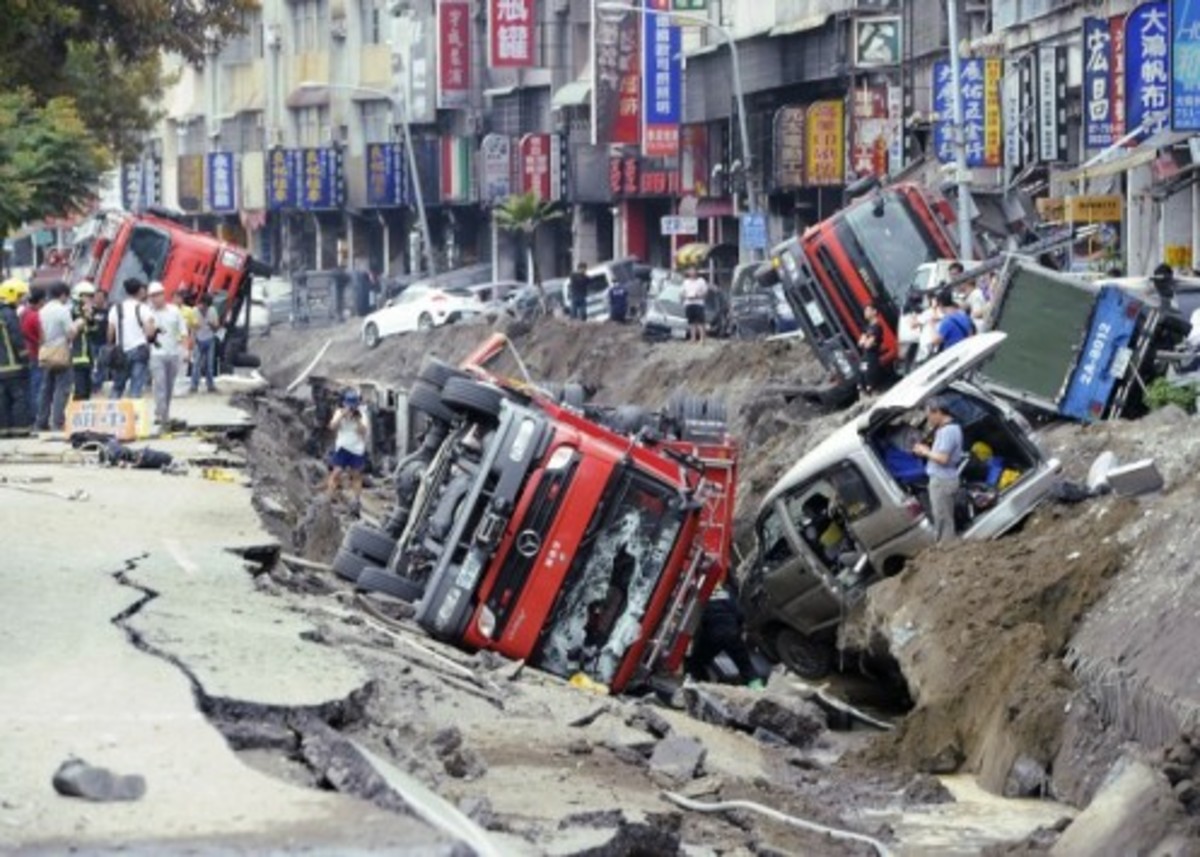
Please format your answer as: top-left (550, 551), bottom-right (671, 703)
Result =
top-left (455, 555), bottom-right (483, 589)
top-left (805, 300), bottom-right (825, 326)
top-left (1110, 346), bottom-right (1133, 379)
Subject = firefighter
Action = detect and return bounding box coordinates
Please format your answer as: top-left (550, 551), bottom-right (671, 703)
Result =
top-left (0, 278), bottom-right (32, 437)
top-left (70, 281), bottom-right (99, 401)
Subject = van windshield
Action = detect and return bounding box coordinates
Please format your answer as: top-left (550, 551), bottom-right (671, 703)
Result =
top-left (837, 193), bottom-right (943, 306)
top-left (537, 467), bottom-right (684, 684)
top-left (111, 225), bottom-right (171, 288)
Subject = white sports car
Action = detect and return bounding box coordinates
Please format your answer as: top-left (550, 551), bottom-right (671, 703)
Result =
top-left (360, 285), bottom-right (479, 348)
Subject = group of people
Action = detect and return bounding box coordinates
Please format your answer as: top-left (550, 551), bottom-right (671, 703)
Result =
top-left (0, 275), bottom-right (223, 438)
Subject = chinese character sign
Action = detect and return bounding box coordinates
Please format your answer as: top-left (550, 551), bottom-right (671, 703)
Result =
top-left (591, 1), bottom-right (641, 146)
top-left (641, 0), bottom-right (681, 157)
top-left (1126, 0), bottom-right (1170, 134)
top-left (1084, 17), bottom-right (1116, 147)
top-left (206, 152), bottom-right (236, 212)
top-left (773, 106), bottom-right (805, 189)
top-left (365, 143), bottom-right (411, 207)
top-left (983, 58), bottom-right (1002, 165)
top-left (438, 0), bottom-right (471, 109)
top-left (933, 58), bottom-right (998, 167)
top-left (850, 86), bottom-right (891, 179)
top-left (1173, 0), bottom-right (1200, 130)
top-left (805, 101), bottom-right (845, 187)
top-left (1112, 15), bottom-right (1127, 138)
top-left (520, 133), bottom-right (552, 200)
top-left (489, 0), bottom-right (535, 68)
top-left (266, 148), bottom-right (297, 211)
top-left (479, 134), bottom-right (512, 204)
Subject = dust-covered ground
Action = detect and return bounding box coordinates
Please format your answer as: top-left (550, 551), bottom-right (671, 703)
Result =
top-left (239, 316), bottom-right (1200, 854)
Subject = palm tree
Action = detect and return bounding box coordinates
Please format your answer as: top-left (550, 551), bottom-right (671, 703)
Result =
top-left (493, 191), bottom-right (564, 315)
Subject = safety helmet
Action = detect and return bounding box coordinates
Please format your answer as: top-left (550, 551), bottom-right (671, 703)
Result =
top-left (0, 278), bottom-right (29, 306)
top-left (73, 281), bottom-right (96, 299)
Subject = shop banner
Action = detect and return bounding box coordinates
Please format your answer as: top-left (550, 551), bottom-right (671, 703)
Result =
top-left (177, 156), bottom-right (203, 212)
top-left (773, 106), bottom-right (806, 189)
top-left (122, 158), bottom-right (163, 212)
top-left (679, 124), bottom-right (710, 196)
top-left (300, 147), bottom-right (344, 210)
top-left (489, 0), bottom-right (535, 68)
top-left (591, 0), bottom-right (641, 146)
top-left (608, 155), bottom-right (680, 197)
top-left (437, 0), bottom-right (471, 109)
top-left (1003, 58), bottom-right (1024, 166)
top-left (853, 17), bottom-right (901, 67)
top-left (1172, 0), bottom-right (1200, 130)
top-left (1125, 0), bottom-right (1170, 135)
top-left (1112, 14), bottom-right (1127, 138)
top-left (850, 86), bottom-right (889, 179)
top-left (1084, 17), bottom-right (1116, 148)
top-left (408, 5), bottom-right (436, 123)
top-left (479, 134), bottom-right (513, 204)
top-left (206, 152), bottom-right (237, 212)
top-left (520, 133), bottom-right (552, 200)
top-left (365, 143), bottom-right (411, 207)
top-left (440, 136), bottom-right (474, 203)
top-left (934, 58), bottom-right (1000, 167)
top-left (266, 148), bottom-right (299, 211)
top-left (641, 0), bottom-right (681, 157)
top-left (414, 138), bottom-right (441, 208)
top-left (1038, 46), bottom-right (1069, 162)
top-left (805, 101), bottom-right (845, 186)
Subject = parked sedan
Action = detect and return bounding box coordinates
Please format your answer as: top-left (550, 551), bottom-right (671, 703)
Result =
top-left (641, 276), bottom-right (731, 340)
top-left (360, 285), bottom-right (478, 348)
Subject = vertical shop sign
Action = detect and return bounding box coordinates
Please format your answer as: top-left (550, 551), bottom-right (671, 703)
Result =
top-left (773, 107), bottom-right (806, 189)
top-left (1037, 47), bottom-right (1068, 162)
top-left (983, 58), bottom-right (1003, 166)
top-left (934, 59), bottom-right (994, 166)
top-left (1084, 17), bottom-right (1116, 147)
top-left (1112, 14), bottom-right (1127, 138)
top-left (1172, 0), bottom-right (1200, 130)
top-left (679, 125), bottom-right (709, 196)
top-left (489, 0), bottom-right (535, 68)
top-left (641, 0), bottom-right (681, 157)
top-left (437, 0), bottom-right (471, 109)
top-left (805, 101), bottom-right (845, 186)
top-left (440, 137), bottom-right (474, 203)
top-left (365, 143), bottom-right (411, 207)
top-left (1003, 58), bottom-right (1024, 167)
top-left (301, 147), bottom-right (344, 210)
top-left (206, 152), bottom-right (236, 212)
top-left (850, 86), bottom-right (889, 178)
top-left (591, 0), bottom-right (641, 146)
top-left (520, 133), bottom-right (552, 200)
top-left (1125, 0), bottom-right (1170, 134)
top-left (179, 155), bottom-right (206, 213)
top-left (266, 148), bottom-right (295, 210)
top-left (479, 134), bottom-right (512, 204)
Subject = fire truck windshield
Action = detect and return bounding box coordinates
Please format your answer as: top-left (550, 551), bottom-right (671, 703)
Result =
top-left (112, 225), bottom-right (171, 289)
top-left (838, 194), bottom-right (943, 306)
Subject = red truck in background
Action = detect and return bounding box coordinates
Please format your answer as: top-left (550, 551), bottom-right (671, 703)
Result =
top-left (65, 207), bottom-right (269, 365)
top-left (768, 181), bottom-right (960, 399)
top-left (336, 334), bottom-right (739, 694)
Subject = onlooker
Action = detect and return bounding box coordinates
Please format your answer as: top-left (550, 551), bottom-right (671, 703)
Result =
top-left (857, 304), bottom-right (883, 395)
top-left (107, 278), bottom-right (154, 399)
top-left (898, 293), bottom-right (924, 374)
top-left (931, 290), bottom-right (974, 354)
top-left (326, 389), bottom-right (369, 514)
top-left (913, 396), bottom-right (964, 543)
top-left (69, 282), bottom-right (101, 401)
top-left (914, 293), bottom-right (942, 366)
top-left (147, 281), bottom-right (186, 428)
top-left (0, 279), bottom-right (32, 436)
top-left (21, 287), bottom-right (45, 412)
top-left (960, 277), bottom-right (991, 332)
top-left (189, 294), bottom-right (220, 394)
top-left (36, 282), bottom-right (76, 431)
top-left (89, 288), bottom-right (109, 393)
top-left (174, 289), bottom-right (195, 383)
top-left (568, 262), bottom-right (589, 322)
top-left (681, 265), bottom-right (710, 344)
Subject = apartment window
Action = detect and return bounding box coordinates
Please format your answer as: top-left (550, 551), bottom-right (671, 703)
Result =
top-left (292, 0), bottom-right (327, 53)
top-left (361, 100), bottom-right (391, 143)
top-left (223, 8), bottom-right (264, 62)
top-left (361, 0), bottom-right (383, 45)
top-left (295, 106), bottom-right (330, 147)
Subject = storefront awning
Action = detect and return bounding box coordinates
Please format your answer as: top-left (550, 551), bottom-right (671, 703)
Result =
top-left (552, 79), bottom-right (591, 109)
top-left (285, 86), bottom-right (331, 109)
top-left (769, 14), bottom-right (830, 38)
top-left (1058, 130), bottom-right (1193, 183)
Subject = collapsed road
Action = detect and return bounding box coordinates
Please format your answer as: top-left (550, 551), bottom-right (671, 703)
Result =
top-left (2, 317), bottom-right (1199, 855)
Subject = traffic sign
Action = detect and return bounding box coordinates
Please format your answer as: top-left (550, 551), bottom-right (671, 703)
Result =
top-left (740, 212), bottom-right (768, 250)
top-left (660, 215), bottom-right (699, 236)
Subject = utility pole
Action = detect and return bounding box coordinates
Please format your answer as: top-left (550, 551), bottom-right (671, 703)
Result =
top-left (946, 0), bottom-right (973, 261)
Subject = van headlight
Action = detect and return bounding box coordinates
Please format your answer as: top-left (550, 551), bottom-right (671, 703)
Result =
top-left (477, 605), bottom-right (497, 639)
top-left (509, 417), bottom-right (537, 461)
top-left (545, 446), bottom-right (575, 471)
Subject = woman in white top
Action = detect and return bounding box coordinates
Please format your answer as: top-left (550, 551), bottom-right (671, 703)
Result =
top-left (680, 266), bottom-right (710, 344)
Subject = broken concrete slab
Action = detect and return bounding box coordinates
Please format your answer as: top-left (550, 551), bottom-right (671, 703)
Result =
top-left (680, 684), bottom-right (825, 749)
top-left (649, 735), bottom-right (707, 785)
top-left (1051, 758), bottom-right (1185, 857)
top-left (51, 758), bottom-right (146, 803)
top-left (626, 704), bottom-right (673, 739)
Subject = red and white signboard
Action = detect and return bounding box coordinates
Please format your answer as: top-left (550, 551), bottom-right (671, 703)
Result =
top-left (519, 133), bottom-right (551, 200)
top-left (437, 0), bottom-right (471, 109)
top-left (489, 0), bottom-right (536, 68)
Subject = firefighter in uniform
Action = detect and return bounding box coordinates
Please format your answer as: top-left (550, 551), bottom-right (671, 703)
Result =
top-left (70, 281), bottom-right (99, 401)
top-left (0, 278), bottom-right (33, 437)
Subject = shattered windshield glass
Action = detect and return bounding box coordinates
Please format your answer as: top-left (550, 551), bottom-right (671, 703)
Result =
top-left (838, 193), bottom-right (941, 305)
top-left (537, 468), bottom-right (684, 684)
top-left (111, 225), bottom-right (171, 288)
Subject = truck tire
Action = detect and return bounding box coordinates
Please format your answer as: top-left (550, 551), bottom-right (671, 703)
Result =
top-left (441, 377), bottom-right (504, 422)
top-left (343, 523), bottom-right (396, 565)
top-left (409, 380), bottom-right (458, 424)
top-left (419, 358), bottom-right (469, 390)
top-left (773, 628), bottom-right (833, 680)
top-left (332, 548), bottom-right (373, 584)
top-left (559, 382), bottom-right (586, 410)
top-left (357, 567), bottom-right (425, 603)
top-left (363, 322), bottom-right (381, 349)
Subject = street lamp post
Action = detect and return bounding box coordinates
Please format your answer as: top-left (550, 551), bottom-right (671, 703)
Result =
top-left (296, 81), bottom-right (437, 277)
top-left (945, 0), bottom-right (973, 261)
top-left (596, 2), bottom-right (761, 230)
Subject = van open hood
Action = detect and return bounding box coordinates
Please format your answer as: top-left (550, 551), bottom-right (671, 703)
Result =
top-left (857, 331), bottom-right (1007, 432)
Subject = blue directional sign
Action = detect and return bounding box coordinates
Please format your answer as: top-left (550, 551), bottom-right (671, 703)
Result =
top-left (740, 212), bottom-right (768, 250)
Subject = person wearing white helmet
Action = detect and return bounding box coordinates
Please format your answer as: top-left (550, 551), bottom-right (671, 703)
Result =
top-left (0, 279), bottom-right (32, 436)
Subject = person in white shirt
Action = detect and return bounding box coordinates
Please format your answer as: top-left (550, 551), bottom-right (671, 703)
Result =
top-left (327, 389), bottom-right (370, 513)
top-left (961, 277), bottom-right (991, 333)
top-left (107, 278), bottom-right (154, 399)
top-left (35, 281), bottom-right (77, 431)
top-left (680, 266), bottom-right (710, 344)
top-left (147, 281), bottom-right (186, 427)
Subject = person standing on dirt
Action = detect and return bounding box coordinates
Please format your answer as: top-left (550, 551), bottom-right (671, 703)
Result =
top-left (148, 282), bottom-right (186, 429)
top-left (189, 294), bottom-right (220, 394)
top-left (912, 397), bottom-right (964, 543)
top-left (686, 580), bottom-right (764, 689)
top-left (0, 279), bottom-right (32, 436)
top-left (568, 262), bottom-right (590, 322)
top-left (681, 266), bottom-right (710, 344)
top-left (327, 389), bottom-right (370, 514)
top-left (857, 304), bottom-right (884, 396)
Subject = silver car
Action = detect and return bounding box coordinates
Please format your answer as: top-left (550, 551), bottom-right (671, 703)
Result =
top-left (738, 332), bottom-right (1063, 678)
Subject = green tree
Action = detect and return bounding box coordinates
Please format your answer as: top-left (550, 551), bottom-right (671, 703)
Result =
top-left (0, 91), bottom-right (107, 251)
top-left (493, 192), bottom-right (565, 314)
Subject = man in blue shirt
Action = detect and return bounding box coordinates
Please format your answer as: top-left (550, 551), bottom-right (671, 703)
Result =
top-left (913, 396), bottom-right (964, 542)
top-left (932, 291), bottom-right (974, 354)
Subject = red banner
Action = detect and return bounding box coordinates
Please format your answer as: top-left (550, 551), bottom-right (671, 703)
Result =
top-left (520, 133), bottom-right (552, 200)
top-left (489, 0), bottom-right (535, 68)
top-left (592, 5), bottom-right (641, 146)
top-left (851, 86), bottom-right (889, 179)
top-left (438, 0), bottom-right (471, 109)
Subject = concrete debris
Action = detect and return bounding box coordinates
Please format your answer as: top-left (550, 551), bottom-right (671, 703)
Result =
top-left (51, 758), bottom-right (146, 802)
top-left (648, 735), bottom-right (707, 784)
top-left (298, 721), bottom-right (408, 813)
top-left (681, 684), bottom-right (825, 749)
top-left (1051, 759), bottom-right (1185, 857)
top-left (1003, 754), bottom-right (1049, 798)
top-left (626, 704), bottom-right (673, 739)
top-left (569, 704), bottom-right (612, 728)
top-left (1105, 458), bottom-right (1164, 497)
top-left (679, 685), bottom-right (736, 729)
top-left (441, 746), bottom-right (488, 780)
top-left (677, 776), bottom-right (724, 799)
top-left (901, 774), bottom-right (955, 807)
top-left (566, 739), bottom-right (594, 756)
top-left (218, 719), bottom-right (298, 753)
top-left (549, 810), bottom-right (683, 857)
top-left (1086, 450), bottom-right (1117, 494)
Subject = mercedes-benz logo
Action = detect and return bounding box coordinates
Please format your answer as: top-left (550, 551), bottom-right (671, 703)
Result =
top-left (515, 530), bottom-right (542, 558)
